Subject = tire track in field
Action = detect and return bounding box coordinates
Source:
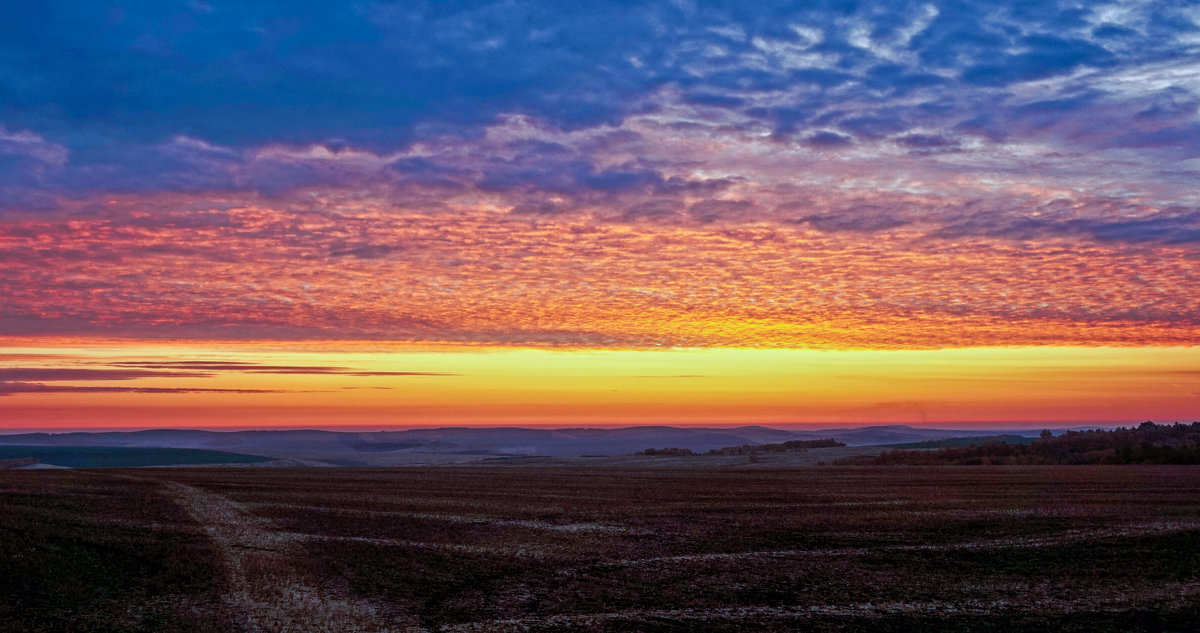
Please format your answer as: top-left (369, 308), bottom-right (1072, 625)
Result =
top-left (281, 531), bottom-right (550, 558)
top-left (246, 501), bottom-right (639, 534)
top-left (600, 519), bottom-right (1200, 568)
top-left (249, 516), bottom-right (1200, 567)
top-left (433, 590), bottom-right (1199, 633)
top-left (159, 480), bottom-right (423, 633)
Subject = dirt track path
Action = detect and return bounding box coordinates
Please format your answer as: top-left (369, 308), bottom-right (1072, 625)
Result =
top-left (159, 480), bottom-right (420, 633)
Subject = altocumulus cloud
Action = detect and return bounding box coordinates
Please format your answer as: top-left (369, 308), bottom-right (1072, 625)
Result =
top-left (0, 1), bottom-right (1198, 348)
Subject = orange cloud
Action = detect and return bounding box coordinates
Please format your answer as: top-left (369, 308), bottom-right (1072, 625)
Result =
top-left (1, 191), bottom-right (1197, 349)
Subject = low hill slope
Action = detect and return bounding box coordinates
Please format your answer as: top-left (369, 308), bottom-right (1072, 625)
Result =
top-left (0, 445), bottom-right (270, 468)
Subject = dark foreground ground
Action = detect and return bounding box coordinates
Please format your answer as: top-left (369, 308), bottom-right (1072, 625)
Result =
top-left (2, 467), bottom-right (1198, 632)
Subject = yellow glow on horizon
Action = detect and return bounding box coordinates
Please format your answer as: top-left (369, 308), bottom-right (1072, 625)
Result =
top-left (2, 342), bottom-right (1199, 429)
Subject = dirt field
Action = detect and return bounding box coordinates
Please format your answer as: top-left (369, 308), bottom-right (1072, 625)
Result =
top-left (2, 466), bottom-right (1199, 632)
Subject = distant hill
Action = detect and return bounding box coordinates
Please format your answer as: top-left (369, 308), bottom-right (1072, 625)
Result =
top-left (707, 438), bottom-right (845, 455)
top-left (0, 425), bottom-right (1043, 465)
top-left (797, 425), bottom-right (1000, 446)
top-left (0, 445), bottom-right (270, 468)
top-left (844, 422), bottom-right (1200, 465)
top-left (883, 435), bottom-right (1035, 449)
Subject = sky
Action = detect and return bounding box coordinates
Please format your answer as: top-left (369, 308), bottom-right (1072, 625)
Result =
top-left (2, 1), bottom-right (1199, 429)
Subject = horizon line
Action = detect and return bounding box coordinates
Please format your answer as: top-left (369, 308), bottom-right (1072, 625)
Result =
top-left (0, 421), bottom-right (1148, 435)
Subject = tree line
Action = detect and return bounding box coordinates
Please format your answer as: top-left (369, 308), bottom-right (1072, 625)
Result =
top-left (850, 422), bottom-right (1200, 465)
top-left (637, 438), bottom-right (845, 457)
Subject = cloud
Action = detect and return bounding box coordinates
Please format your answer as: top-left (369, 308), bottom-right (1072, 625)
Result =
top-left (0, 126), bottom-right (68, 168)
top-left (794, 211), bottom-right (911, 233)
top-left (895, 133), bottom-right (959, 151)
top-left (933, 204), bottom-right (1200, 246)
top-left (0, 1), bottom-right (1199, 349)
top-left (478, 160), bottom-right (664, 195)
top-left (0, 368), bottom-right (211, 381)
top-left (108, 361), bottom-right (458, 376)
top-left (0, 382), bottom-right (286, 395)
top-left (962, 34), bottom-right (1115, 86)
top-left (0, 359), bottom-right (452, 397)
top-left (0, 0), bottom-right (1190, 200)
top-left (0, 125), bottom-right (70, 208)
top-left (803, 131), bottom-right (853, 148)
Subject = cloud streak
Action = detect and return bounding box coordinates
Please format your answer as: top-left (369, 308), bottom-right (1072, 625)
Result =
top-left (0, 382), bottom-right (288, 395)
top-left (0, 368), bottom-right (210, 381)
top-left (0, 359), bottom-right (454, 398)
top-left (109, 361), bottom-right (459, 376)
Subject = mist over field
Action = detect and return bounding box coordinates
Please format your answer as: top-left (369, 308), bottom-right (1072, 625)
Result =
top-left (0, 424), bottom-right (1039, 467)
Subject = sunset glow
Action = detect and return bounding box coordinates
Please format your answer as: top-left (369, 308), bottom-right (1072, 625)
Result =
top-left (3, 343), bottom-right (1198, 429)
top-left (3, 2), bottom-right (1199, 429)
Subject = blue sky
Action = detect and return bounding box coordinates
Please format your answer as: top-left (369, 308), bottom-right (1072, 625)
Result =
top-left (2, 0), bottom-right (1197, 203)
